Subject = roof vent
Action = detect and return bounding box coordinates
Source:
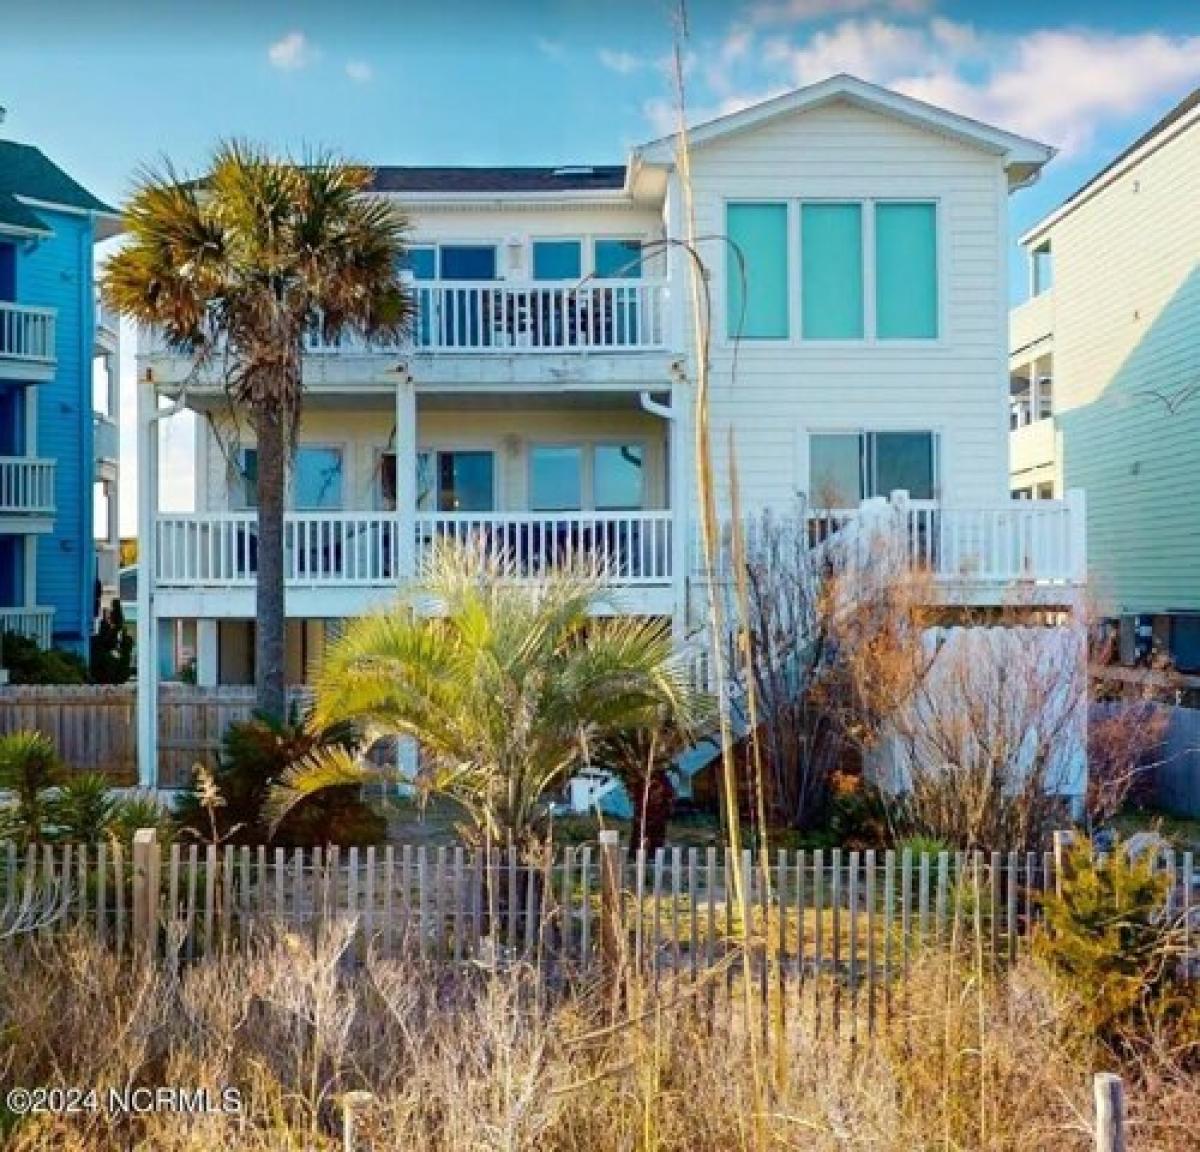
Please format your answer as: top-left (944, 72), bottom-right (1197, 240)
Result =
top-left (552, 166), bottom-right (594, 177)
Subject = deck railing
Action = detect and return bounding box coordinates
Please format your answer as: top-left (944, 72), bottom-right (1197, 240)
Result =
top-left (0, 606), bottom-right (54, 648)
top-left (0, 302), bottom-right (56, 364)
top-left (154, 510), bottom-right (675, 588)
top-left (0, 457), bottom-right (56, 515)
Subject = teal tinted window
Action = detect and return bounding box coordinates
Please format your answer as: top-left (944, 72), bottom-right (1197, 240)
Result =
top-left (801, 204), bottom-right (863, 339)
top-left (595, 239), bottom-right (642, 279)
top-left (809, 435), bottom-right (863, 506)
top-left (726, 203), bottom-right (788, 339)
top-left (399, 247), bottom-right (436, 280)
top-left (533, 240), bottom-right (581, 280)
top-left (530, 446), bottom-right (582, 511)
top-left (874, 432), bottom-right (935, 499)
top-left (875, 203), bottom-right (938, 339)
top-left (594, 445), bottom-right (644, 510)
top-left (294, 447), bottom-right (344, 510)
top-left (238, 449), bottom-right (258, 509)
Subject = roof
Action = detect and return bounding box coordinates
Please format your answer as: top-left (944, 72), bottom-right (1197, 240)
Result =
top-left (0, 188), bottom-right (50, 235)
top-left (0, 140), bottom-right (118, 236)
top-left (634, 74), bottom-right (1054, 189)
top-left (368, 165), bottom-right (627, 195)
top-left (1022, 86), bottom-right (1200, 246)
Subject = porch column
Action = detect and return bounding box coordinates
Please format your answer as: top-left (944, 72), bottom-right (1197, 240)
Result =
top-left (23, 538), bottom-right (37, 608)
top-left (23, 385), bottom-right (37, 455)
top-left (135, 380), bottom-right (159, 789)
top-left (669, 374), bottom-right (693, 642)
top-left (195, 619), bottom-right (218, 688)
top-left (394, 371), bottom-right (417, 580)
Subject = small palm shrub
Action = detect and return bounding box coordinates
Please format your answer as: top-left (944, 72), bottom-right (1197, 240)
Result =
top-left (0, 731), bottom-right (63, 843)
top-left (175, 715), bottom-right (386, 847)
top-left (50, 773), bottom-right (119, 842)
top-left (107, 793), bottom-right (175, 847)
top-left (1035, 840), bottom-right (1199, 1053)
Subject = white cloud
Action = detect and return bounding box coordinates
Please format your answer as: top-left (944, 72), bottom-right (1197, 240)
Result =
top-left (599, 48), bottom-right (645, 75)
top-left (691, 16), bottom-right (1200, 158)
top-left (268, 30), bottom-right (316, 71)
top-left (345, 60), bottom-right (373, 83)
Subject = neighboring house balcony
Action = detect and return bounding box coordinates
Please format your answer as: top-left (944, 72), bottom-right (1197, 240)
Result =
top-left (0, 302), bottom-right (56, 381)
top-left (138, 277), bottom-right (675, 395)
top-left (1010, 289), bottom-right (1054, 354)
top-left (94, 290), bottom-right (119, 354)
top-left (93, 413), bottom-right (119, 465)
top-left (151, 508), bottom-right (677, 618)
top-left (0, 606), bottom-right (55, 649)
top-left (0, 456), bottom-right (56, 530)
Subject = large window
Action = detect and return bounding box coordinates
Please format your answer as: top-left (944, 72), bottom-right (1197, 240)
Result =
top-left (726, 203), bottom-right (789, 339)
top-left (801, 203), bottom-right (864, 340)
top-left (415, 450), bottom-right (494, 512)
top-left (727, 199), bottom-right (939, 342)
top-left (809, 431), bottom-right (938, 504)
top-left (236, 446), bottom-right (344, 510)
top-left (530, 443), bottom-right (646, 511)
top-left (594, 239), bottom-right (643, 279)
top-left (875, 203), bottom-right (938, 339)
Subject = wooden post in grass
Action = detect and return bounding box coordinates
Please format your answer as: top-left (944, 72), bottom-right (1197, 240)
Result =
top-left (599, 830), bottom-right (623, 982)
top-left (131, 827), bottom-right (159, 961)
top-left (1093, 1073), bottom-right (1126, 1152)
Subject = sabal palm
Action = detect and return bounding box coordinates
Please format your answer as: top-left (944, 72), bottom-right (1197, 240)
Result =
top-left (101, 142), bottom-right (412, 719)
top-left (269, 544), bottom-right (707, 847)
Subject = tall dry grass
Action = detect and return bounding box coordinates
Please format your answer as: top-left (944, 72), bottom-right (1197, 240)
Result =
top-left (0, 925), bottom-right (1195, 1150)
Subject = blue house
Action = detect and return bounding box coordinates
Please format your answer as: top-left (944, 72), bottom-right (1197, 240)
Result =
top-left (0, 137), bottom-right (119, 657)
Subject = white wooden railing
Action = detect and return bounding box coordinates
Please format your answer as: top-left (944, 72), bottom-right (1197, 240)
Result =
top-left (154, 510), bottom-right (675, 588)
top-left (0, 606), bottom-right (54, 648)
top-left (0, 303), bottom-right (56, 363)
top-left (0, 458), bottom-right (56, 515)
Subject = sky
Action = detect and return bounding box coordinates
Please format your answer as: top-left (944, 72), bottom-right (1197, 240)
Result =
top-left (1, 0), bottom-right (1198, 531)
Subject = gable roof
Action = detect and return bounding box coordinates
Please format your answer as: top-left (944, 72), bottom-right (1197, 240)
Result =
top-left (0, 140), bottom-right (119, 236)
top-left (370, 165), bottom-right (626, 195)
top-left (1022, 86), bottom-right (1200, 246)
top-left (633, 74), bottom-right (1054, 189)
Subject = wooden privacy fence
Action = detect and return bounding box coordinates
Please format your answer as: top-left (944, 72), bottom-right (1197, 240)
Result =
top-left (0, 684), bottom-right (313, 787)
top-left (2, 838), bottom-right (1196, 1015)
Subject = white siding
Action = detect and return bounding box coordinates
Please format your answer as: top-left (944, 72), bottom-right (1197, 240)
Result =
top-left (679, 99), bottom-right (1011, 512)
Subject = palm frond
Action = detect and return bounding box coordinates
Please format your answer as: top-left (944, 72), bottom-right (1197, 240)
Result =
top-left (264, 743), bottom-right (399, 834)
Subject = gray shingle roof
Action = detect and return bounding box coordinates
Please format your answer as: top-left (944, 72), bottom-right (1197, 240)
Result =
top-left (0, 140), bottom-right (116, 219)
top-left (369, 165), bottom-right (626, 193)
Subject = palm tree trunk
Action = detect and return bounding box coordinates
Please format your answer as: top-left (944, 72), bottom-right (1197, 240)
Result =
top-left (254, 407), bottom-right (287, 722)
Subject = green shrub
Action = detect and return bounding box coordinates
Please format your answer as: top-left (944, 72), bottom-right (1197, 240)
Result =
top-left (50, 773), bottom-right (119, 842)
top-left (0, 631), bottom-right (88, 685)
top-left (174, 715), bottom-right (386, 847)
top-left (0, 731), bottom-right (63, 843)
top-left (108, 792), bottom-right (175, 847)
top-left (1035, 840), bottom-right (1199, 1051)
top-left (89, 600), bottom-right (134, 685)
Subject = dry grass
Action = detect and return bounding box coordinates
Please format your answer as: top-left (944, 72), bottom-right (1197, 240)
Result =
top-left (0, 926), bottom-right (1195, 1150)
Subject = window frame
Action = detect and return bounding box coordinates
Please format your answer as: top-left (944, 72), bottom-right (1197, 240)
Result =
top-left (233, 443), bottom-right (348, 512)
top-left (804, 426), bottom-right (942, 506)
top-left (531, 237), bottom-right (584, 282)
top-left (527, 437), bottom-right (652, 513)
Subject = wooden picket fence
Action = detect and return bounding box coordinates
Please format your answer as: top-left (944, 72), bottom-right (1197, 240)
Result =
top-left (2, 836), bottom-right (1196, 1015)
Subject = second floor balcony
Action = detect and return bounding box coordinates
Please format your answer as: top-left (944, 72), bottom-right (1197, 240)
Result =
top-left (0, 302), bottom-right (56, 379)
top-left (0, 457), bottom-right (56, 519)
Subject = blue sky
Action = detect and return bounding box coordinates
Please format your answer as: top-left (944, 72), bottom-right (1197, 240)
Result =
top-left (1, 0), bottom-right (1197, 528)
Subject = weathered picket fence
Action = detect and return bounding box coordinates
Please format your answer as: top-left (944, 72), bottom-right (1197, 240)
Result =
top-left (2, 835), bottom-right (1196, 1010)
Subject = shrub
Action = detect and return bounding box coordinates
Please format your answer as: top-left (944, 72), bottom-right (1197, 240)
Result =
top-left (108, 792), bottom-right (175, 847)
top-left (825, 771), bottom-right (893, 848)
top-left (174, 715), bottom-right (386, 847)
top-left (1035, 840), bottom-right (1199, 1053)
top-left (0, 632), bottom-right (88, 685)
top-left (50, 773), bottom-right (119, 842)
top-left (0, 731), bottom-right (63, 843)
top-left (89, 599), bottom-right (135, 685)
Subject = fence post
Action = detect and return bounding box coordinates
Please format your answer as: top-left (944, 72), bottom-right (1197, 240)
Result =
top-left (599, 830), bottom-right (623, 981)
top-left (131, 827), bottom-right (160, 960)
top-left (1093, 1072), bottom-right (1125, 1152)
top-left (1053, 830), bottom-right (1076, 899)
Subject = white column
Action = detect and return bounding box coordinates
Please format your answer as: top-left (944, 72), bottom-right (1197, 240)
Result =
top-left (23, 385), bottom-right (37, 455)
top-left (394, 373), bottom-right (417, 579)
top-left (669, 376), bottom-right (693, 642)
top-left (195, 619), bottom-right (218, 687)
top-left (136, 381), bottom-right (160, 789)
top-left (23, 538), bottom-right (37, 608)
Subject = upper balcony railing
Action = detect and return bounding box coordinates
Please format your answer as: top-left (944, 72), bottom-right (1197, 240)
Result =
top-left (0, 457), bottom-right (56, 516)
top-left (142, 279), bottom-right (669, 359)
top-left (0, 303), bottom-right (56, 365)
top-left (0, 606), bottom-right (54, 648)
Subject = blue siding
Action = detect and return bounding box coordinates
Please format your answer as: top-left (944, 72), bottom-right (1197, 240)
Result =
top-left (14, 208), bottom-right (95, 650)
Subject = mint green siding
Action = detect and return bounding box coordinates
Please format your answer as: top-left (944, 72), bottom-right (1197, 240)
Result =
top-left (726, 203), bottom-right (788, 339)
top-left (801, 203), bottom-right (863, 339)
top-left (875, 203), bottom-right (938, 339)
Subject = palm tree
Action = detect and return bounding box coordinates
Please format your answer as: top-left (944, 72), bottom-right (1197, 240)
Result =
top-left (267, 543), bottom-right (708, 849)
top-left (102, 142), bottom-right (412, 720)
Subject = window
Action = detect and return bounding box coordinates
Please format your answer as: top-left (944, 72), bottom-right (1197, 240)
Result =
top-left (439, 245), bottom-right (496, 281)
top-left (594, 444), bottom-right (644, 510)
top-left (398, 246), bottom-right (436, 280)
top-left (530, 445), bottom-right (582, 511)
top-left (726, 203), bottom-right (789, 339)
top-left (1031, 241), bottom-right (1053, 296)
top-left (809, 431), bottom-right (938, 503)
top-left (594, 239), bottom-right (643, 279)
top-left (235, 447), bottom-right (344, 510)
top-left (875, 203), bottom-right (938, 339)
top-left (415, 450), bottom-right (494, 512)
top-left (800, 204), bottom-right (863, 340)
top-left (293, 447), bottom-right (344, 510)
top-left (532, 240), bottom-right (581, 280)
